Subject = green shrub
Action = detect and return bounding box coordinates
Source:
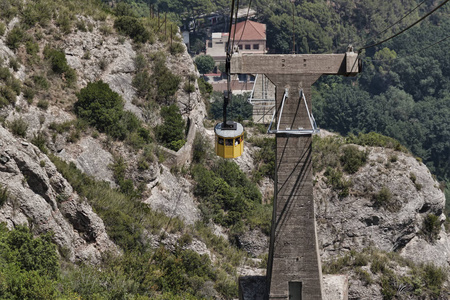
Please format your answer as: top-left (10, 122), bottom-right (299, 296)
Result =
top-left (76, 20), bottom-right (87, 32)
top-left (5, 225), bottom-right (59, 278)
top-left (8, 77), bottom-right (22, 95)
top-left (324, 167), bottom-right (351, 198)
top-left (6, 26), bottom-right (25, 50)
top-left (0, 22), bottom-right (5, 36)
top-left (44, 46), bottom-right (68, 74)
top-left (0, 67), bottom-right (11, 81)
top-left (9, 118), bottom-right (28, 137)
top-left (198, 77), bottom-right (212, 97)
top-left (380, 273), bottom-right (397, 299)
top-left (0, 86), bottom-right (16, 104)
top-left (251, 137), bottom-right (275, 182)
top-left (75, 80), bottom-right (124, 135)
top-left (183, 81), bottom-right (195, 93)
top-left (192, 160), bottom-right (262, 228)
top-left (0, 184), bottom-right (8, 206)
top-left (355, 267), bottom-right (373, 285)
top-left (312, 135), bottom-right (343, 173)
top-left (31, 132), bottom-right (48, 154)
top-left (57, 12), bottom-right (73, 33)
top-left (114, 16), bottom-right (151, 43)
top-left (347, 132), bottom-right (407, 152)
top-left (37, 99), bottom-right (49, 110)
top-left (134, 53), bottom-right (147, 72)
top-left (43, 46), bottom-right (77, 85)
top-left (23, 87), bottom-right (35, 102)
top-left (421, 214), bottom-right (441, 242)
top-left (0, 225), bottom-right (60, 299)
top-left (340, 145), bottom-right (368, 174)
top-left (0, 96), bottom-right (8, 108)
top-left (156, 105), bottom-right (186, 151)
top-left (169, 42), bottom-right (184, 55)
top-left (9, 58), bottom-right (19, 71)
top-left (370, 258), bottom-right (386, 274)
top-left (22, 0), bottom-right (52, 28)
top-left (194, 55), bottom-right (215, 74)
top-left (373, 186), bottom-right (397, 211)
top-left (49, 121), bottom-right (72, 134)
top-left (132, 70), bottom-right (152, 97)
top-left (33, 75), bottom-right (49, 90)
top-left (26, 41), bottom-right (40, 61)
top-left (192, 132), bottom-right (209, 163)
top-left (209, 92), bottom-right (253, 121)
top-left (152, 58), bottom-right (180, 104)
top-left (421, 264), bottom-right (447, 296)
top-left (114, 2), bottom-right (138, 17)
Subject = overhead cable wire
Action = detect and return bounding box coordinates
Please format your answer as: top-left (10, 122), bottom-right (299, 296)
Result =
top-left (236, 0), bottom-right (252, 47)
top-left (369, 33), bottom-right (450, 62)
top-left (358, 0), bottom-right (450, 52)
top-left (374, 0), bottom-right (427, 39)
top-left (226, 0), bottom-right (236, 94)
top-left (231, 0), bottom-right (240, 50)
top-left (291, 0), bottom-right (296, 53)
top-left (226, 0), bottom-right (236, 56)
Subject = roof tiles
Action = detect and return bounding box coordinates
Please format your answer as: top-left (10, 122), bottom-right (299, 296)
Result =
top-left (230, 20), bottom-right (266, 41)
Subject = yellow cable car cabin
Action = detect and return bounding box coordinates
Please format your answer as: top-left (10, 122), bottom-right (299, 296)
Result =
top-left (214, 122), bottom-right (244, 159)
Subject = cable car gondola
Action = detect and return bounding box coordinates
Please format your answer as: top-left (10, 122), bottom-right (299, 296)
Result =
top-left (215, 121), bottom-right (244, 159)
top-left (214, 92), bottom-right (244, 159)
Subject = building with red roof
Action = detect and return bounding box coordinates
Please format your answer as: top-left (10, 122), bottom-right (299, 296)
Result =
top-left (206, 20), bottom-right (266, 63)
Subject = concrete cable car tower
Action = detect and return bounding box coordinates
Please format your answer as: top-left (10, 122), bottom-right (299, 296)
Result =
top-left (230, 50), bottom-right (361, 299)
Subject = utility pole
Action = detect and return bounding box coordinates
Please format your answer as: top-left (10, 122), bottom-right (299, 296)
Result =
top-left (230, 51), bottom-right (361, 300)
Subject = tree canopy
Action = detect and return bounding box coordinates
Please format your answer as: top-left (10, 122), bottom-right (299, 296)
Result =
top-left (194, 55), bottom-right (215, 74)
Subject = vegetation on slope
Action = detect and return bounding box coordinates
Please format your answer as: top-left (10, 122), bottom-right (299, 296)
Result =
top-left (323, 247), bottom-right (448, 299)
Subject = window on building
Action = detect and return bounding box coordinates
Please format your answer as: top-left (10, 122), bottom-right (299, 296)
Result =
top-left (245, 44), bottom-right (251, 50)
top-left (238, 44), bottom-right (243, 50)
top-left (253, 44), bottom-right (260, 50)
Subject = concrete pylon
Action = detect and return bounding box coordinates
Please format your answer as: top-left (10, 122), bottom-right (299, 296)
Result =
top-left (231, 52), bottom-right (360, 300)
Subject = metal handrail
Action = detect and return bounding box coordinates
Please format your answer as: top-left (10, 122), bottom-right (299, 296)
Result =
top-left (267, 89), bottom-right (319, 135)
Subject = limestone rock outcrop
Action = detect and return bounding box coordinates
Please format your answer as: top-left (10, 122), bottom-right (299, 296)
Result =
top-left (315, 146), bottom-right (447, 266)
top-left (0, 126), bottom-right (117, 263)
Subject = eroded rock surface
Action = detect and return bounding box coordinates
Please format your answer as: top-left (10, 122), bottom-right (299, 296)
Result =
top-left (315, 146), bottom-right (447, 266)
top-left (0, 126), bottom-right (117, 263)
top-left (144, 165), bottom-right (200, 225)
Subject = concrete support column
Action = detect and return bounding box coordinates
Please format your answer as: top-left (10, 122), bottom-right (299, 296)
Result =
top-left (265, 75), bottom-right (322, 300)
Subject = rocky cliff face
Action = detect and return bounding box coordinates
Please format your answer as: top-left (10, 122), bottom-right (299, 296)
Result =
top-left (0, 14), bottom-right (206, 262)
top-left (315, 144), bottom-right (447, 266)
top-left (0, 126), bottom-right (117, 263)
top-left (312, 134), bottom-right (449, 299)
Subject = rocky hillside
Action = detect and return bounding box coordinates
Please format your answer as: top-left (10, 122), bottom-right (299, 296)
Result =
top-left (0, 1), bottom-right (449, 299)
top-left (313, 132), bottom-right (449, 299)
